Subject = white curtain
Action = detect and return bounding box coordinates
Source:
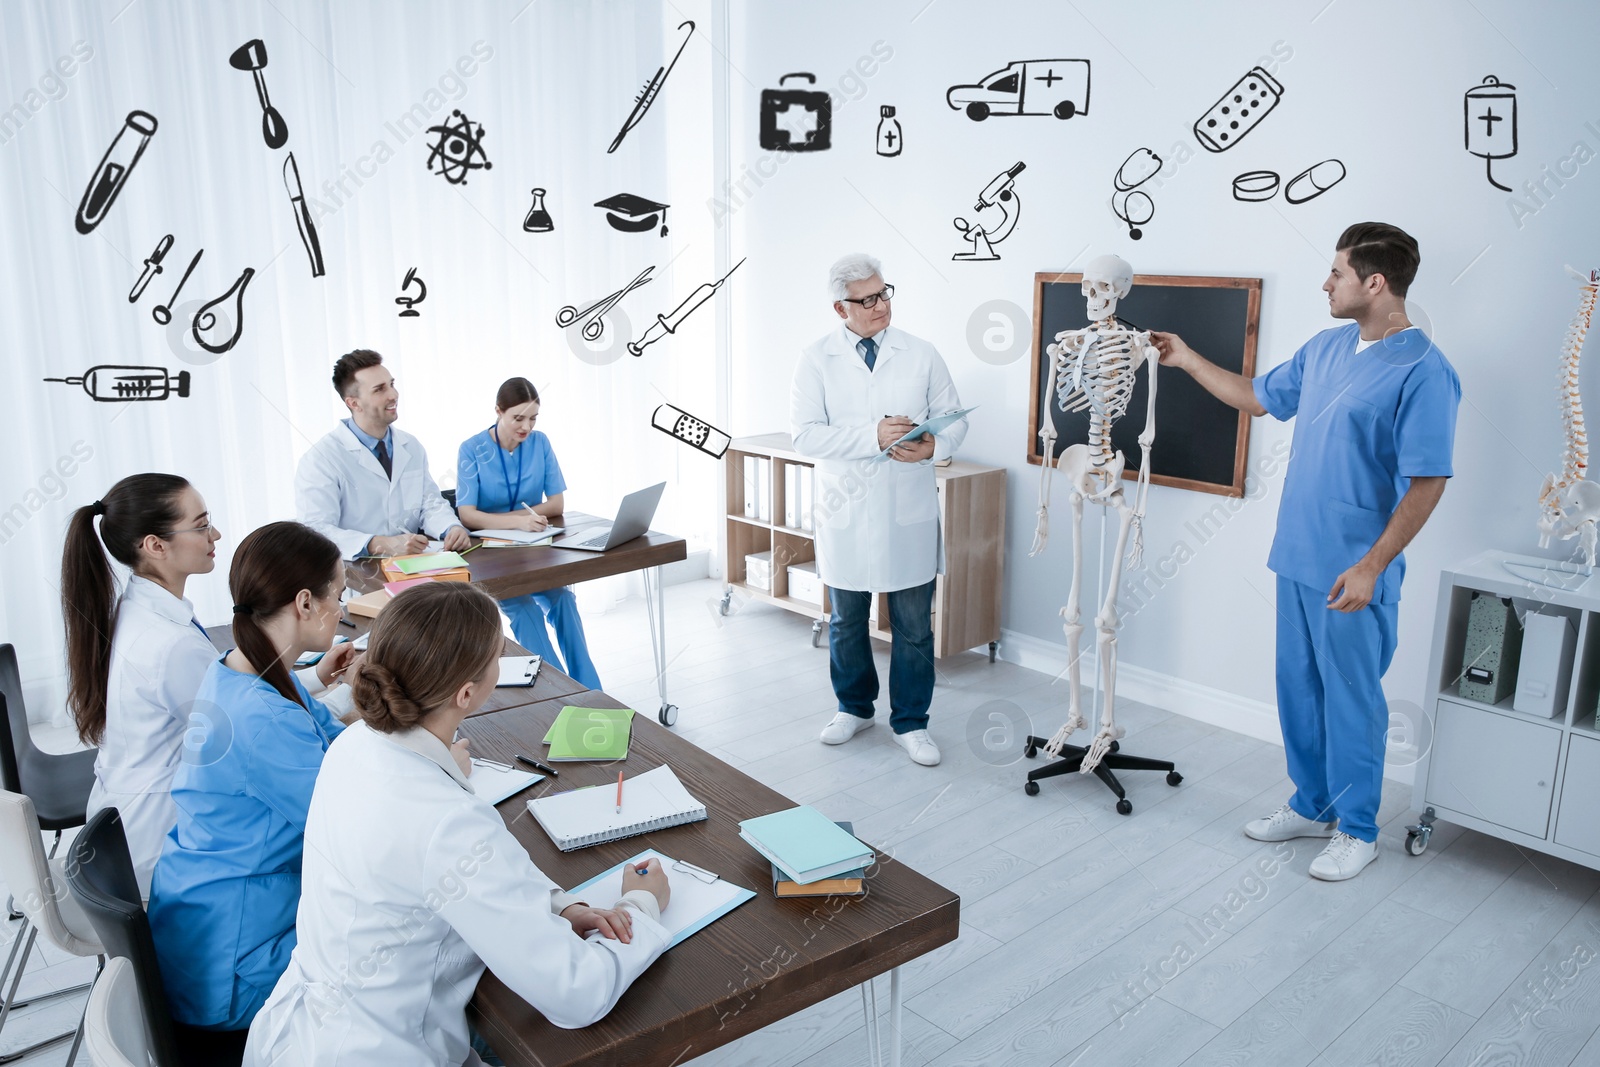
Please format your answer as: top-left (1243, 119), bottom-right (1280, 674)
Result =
top-left (0, 0), bottom-right (724, 722)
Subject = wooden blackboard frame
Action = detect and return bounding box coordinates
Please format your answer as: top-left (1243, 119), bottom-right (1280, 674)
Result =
top-left (1027, 271), bottom-right (1262, 498)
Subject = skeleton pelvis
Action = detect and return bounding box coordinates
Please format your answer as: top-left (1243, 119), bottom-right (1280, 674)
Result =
top-left (1056, 443), bottom-right (1126, 501)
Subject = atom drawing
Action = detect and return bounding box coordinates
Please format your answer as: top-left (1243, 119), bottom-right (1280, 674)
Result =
top-left (425, 109), bottom-right (493, 185)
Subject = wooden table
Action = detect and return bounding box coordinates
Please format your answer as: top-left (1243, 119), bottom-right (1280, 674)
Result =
top-left (460, 700), bottom-right (960, 1067)
top-left (346, 513), bottom-right (689, 725)
top-left (202, 624), bottom-right (586, 719)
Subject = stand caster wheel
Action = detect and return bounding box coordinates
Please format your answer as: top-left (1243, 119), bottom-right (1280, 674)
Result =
top-left (1116, 798), bottom-right (1133, 816)
top-left (1109, 740), bottom-right (1120, 753)
top-left (1024, 780), bottom-right (1040, 796)
top-left (1023, 742), bottom-right (1037, 759)
top-left (658, 704), bottom-right (678, 727)
top-left (811, 620), bottom-right (825, 648)
top-left (1405, 830), bottom-right (1429, 856)
top-left (1166, 771), bottom-right (1183, 786)
top-left (988, 641), bottom-right (998, 664)
top-left (718, 591), bottom-right (731, 617)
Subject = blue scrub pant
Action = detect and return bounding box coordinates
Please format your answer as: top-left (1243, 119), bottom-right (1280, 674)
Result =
top-left (502, 587), bottom-right (601, 690)
top-left (828, 580), bottom-right (935, 734)
top-left (1275, 575), bottom-right (1398, 843)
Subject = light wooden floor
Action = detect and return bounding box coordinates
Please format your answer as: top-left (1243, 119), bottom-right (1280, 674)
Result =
top-left (6, 577), bottom-right (1600, 1066)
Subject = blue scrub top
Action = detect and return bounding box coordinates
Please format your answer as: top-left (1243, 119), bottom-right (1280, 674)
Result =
top-left (1254, 324), bottom-right (1461, 603)
top-left (148, 657), bottom-right (344, 1030)
top-left (456, 426), bottom-right (567, 512)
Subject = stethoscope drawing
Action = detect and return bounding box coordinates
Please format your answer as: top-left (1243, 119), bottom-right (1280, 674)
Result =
top-left (1111, 148), bottom-right (1162, 241)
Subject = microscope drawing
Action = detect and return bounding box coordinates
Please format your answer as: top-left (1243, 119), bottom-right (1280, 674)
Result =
top-left (396, 268), bottom-right (427, 318)
top-left (1536, 267), bottom-right (1600, 571)
top-left (953, 162), bottom-right (1025, 262)
top-left (1031, 256), bottom-right (1158, 773)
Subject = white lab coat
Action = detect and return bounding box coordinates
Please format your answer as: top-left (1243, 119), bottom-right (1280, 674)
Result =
top-left (295, 423), bottom-right (461, 560)
top-left (791, 325), bottom-right (966, 593)
top-left (86, 575), bottom-right (214, 899)
top-left (244, 721), bottom-right (669, 1067)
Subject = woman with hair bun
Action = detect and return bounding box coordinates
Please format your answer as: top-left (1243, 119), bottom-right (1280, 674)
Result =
top-left (148, 521), bottom-right (350, 1036)
top-left (455, 376), bottom-right (601, 689)
top-left (246, 581), bottom-right (669, 1066)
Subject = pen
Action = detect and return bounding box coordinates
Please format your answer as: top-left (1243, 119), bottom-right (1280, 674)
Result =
top-left (616, 771), bottom-right (624, 814)
top-left (339, 617), bottom-right (357, 629)
top-left (636, 863), bottom-right (651, 875)
top-left (513, 753), bottom-right (558, 776)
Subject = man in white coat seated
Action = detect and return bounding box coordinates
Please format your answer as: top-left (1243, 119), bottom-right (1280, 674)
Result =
top-left (790, 254), bottom-right (967, 767)
top-left (296, 349), bottom-right (472, 560)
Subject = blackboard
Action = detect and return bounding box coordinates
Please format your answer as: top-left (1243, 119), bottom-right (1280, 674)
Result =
top-left (1027, 272), bottom-right (1261, 498)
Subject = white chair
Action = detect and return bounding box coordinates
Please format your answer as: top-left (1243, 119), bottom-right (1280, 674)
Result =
top-left (84, 956), bottom-right (146, 1067)
top-left (0, 789), bottom-right (104, 1065)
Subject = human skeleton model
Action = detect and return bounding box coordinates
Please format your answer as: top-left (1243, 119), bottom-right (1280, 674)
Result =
top-left (1537, 268), bottom-right (1600, 567)
top-left (1030, 255), bottom-right (1159, 773)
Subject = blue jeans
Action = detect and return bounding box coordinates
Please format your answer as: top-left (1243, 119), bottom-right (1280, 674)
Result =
top-left (828, 580), bottom-right (935, 734)
top-left (1275, 575), bottom-right (1399, 843)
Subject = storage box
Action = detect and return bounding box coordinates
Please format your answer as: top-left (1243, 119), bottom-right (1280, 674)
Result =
top-left (788, 562), bottom-right (823, 606)
top-left (1458, 591), bottom-right (1523, 705)
top-left (1514, 612), bottom-right (1576, 718)
top-left (745, 550), bottom-right (773, 592)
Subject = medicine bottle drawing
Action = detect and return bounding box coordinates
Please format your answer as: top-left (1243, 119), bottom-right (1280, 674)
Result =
top-left (876, 106), bottom-right (902, 157)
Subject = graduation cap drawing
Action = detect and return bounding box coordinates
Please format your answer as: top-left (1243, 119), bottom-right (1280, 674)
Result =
top-left (595, 192), bottom-right (669, 237)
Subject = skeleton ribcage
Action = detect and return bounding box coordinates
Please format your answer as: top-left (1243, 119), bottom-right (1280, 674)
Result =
top-left (1054, 329), bottom-right (1142, 424)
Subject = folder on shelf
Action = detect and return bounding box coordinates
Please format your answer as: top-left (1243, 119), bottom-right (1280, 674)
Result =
top-left (784, 464), bottom-right (799, 528)
top-left (743, 456), bottom-right (759, 519)
top-left (799, 466), bottom-right (814, 532)
top-left (756, 459), bottom-right (771, 522)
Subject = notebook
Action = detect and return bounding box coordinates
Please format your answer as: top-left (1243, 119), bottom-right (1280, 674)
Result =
top-left (497, 656), bottom-right (541, 688)
top-left (739, 806), bottom-right (874, 885)
top-left (543, 706), bottom-right (633, 761)
top-left (526, 765), bottom-right (706, 851)
top-left (475, 527), bottom-right (564, 546)
top-left (567, 850), bottom-right (755, 948)
top-left (384, 576), bottom-right (436, 596)
top-left (393, 551), bottom-right (470, 575)
top-left (469, 760), bottom-right (545, 805)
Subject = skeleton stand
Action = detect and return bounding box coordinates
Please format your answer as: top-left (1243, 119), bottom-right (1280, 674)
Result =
top-left (1022, 505), bottom-right (1182, 813)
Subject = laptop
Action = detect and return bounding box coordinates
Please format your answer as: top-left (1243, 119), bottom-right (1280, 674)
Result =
top-left (550, 482), bottom-right (667, 552)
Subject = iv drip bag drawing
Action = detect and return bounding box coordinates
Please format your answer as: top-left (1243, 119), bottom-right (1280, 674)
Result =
top-left (1464, 75), bottom-right (1517, 192)
top-left (192, 267), bottom-right (255, 355)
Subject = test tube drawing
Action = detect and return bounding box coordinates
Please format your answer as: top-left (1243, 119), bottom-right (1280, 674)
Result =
top-left (76, 110), bottom-right (158, 234)
top-left (627, 257), bottom-right (746, 357)
top-left (44, 365), bottom-right (191, 402)
top-left (652, 404), bottom-right (731, 459)
top-left (192, 267), bottom-right (256, 354)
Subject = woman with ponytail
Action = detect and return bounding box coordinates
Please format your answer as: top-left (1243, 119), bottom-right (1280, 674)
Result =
top-left (246, 582), bottom-right (670, 1066)
top-left (147, 521), bottom-right (349, 1035)
top-left (62, 474), bottom-right (220, 897)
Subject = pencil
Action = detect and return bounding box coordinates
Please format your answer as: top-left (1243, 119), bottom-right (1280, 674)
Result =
top-left (615, 771), bottom-right (624, 814)
top-left (460, 542), bottom-right (482, 555)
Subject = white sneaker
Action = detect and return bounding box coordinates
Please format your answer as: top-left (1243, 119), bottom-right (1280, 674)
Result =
top-left (895, 729), bottom-right (941, 766)
top-left (1309, 832), bottom-right (1379, 881)
top-left (820, 712), bottom-right (873, 745)
top-left (1243, 803), bottom-right (1337, 842)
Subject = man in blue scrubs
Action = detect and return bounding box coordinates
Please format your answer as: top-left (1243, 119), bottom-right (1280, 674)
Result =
top-left (1154, 222), bottom-right (1460, 881)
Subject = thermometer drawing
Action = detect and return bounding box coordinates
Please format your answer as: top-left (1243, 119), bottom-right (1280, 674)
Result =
top-left (627, 257), bottom-right (745, 357)
top-left (607, 20), bottom-right (694, 155)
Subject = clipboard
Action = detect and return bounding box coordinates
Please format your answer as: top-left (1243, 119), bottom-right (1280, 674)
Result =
top-left (496, 656), bottom-right (542, 688)
top-left (875, 406), bottom-right (977, 462)
top-left (567, 850), bottom-right (755, 948)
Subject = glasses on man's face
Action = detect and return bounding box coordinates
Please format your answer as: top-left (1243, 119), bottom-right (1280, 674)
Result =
top-left (161, 522), bottom-right (217, 539)
top-left (840, 284), bottom-right (894, 310)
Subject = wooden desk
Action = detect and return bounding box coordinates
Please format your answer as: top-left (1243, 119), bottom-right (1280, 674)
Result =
top-left (460, 700), bottom-right (960, 1067)
top-left (201, 624), bottom-right (585, 718)
top-left (346, 513), bottom-right (689, 724)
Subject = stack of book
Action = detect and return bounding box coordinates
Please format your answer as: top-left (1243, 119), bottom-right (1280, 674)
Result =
top-left (739, 807), bottom-right (873, 898)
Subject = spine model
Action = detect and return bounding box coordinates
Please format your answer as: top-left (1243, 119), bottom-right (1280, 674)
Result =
top-left (1537, 269), bottom-right (1600, 565)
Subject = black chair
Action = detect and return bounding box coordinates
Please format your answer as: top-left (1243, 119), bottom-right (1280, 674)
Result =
top-left (0, 644), bottom-right (97, 846)
top-left (441, 488), bottom-right (457, 508)
top-left (66, 809), bottom-right (246, 1067)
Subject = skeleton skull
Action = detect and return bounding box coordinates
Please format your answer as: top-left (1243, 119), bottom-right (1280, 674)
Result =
top-left (1082, 254), bottom-right (1134, 321)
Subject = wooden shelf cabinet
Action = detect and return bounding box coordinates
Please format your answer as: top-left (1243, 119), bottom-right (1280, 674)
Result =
top-left (721, 433), bottom-right (1004, 659)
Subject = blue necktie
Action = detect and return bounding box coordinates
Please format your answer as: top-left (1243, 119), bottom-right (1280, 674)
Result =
top-left (860, 337), bottom-right (877, 372)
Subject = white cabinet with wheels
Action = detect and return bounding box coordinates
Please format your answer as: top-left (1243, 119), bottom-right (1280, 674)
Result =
top-left (1411, 550), bottom-right (1600, 868)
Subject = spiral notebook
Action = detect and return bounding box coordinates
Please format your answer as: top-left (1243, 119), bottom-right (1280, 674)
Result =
top-left (526, 765), bottom-right (707, 851)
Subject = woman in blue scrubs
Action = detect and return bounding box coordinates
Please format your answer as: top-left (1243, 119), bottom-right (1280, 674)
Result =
top-left (147, 521), bottom-right (347, 1033)
top-left (455, 377), bottom-right (601, 689)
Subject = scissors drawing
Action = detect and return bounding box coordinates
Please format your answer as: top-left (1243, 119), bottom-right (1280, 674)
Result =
top-left (556, 266), bottom-right (654, 342)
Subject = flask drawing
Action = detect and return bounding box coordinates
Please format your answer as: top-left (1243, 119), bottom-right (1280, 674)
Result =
top-left (523, 188), bottom-right (554, 232)
top-left (192, 268), bottom-right (255, 355)
top-left (876, 105), bottom-right (902, 157)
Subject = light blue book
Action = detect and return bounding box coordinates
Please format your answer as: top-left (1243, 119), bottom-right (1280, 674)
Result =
top-left (739, 806), bottom-right (874, 885)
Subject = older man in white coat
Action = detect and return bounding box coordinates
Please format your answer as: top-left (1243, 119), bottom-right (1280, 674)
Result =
top-left (296, 349), bottom-right (471, 560)
top-left (791, 254), bottom-right (966, 766)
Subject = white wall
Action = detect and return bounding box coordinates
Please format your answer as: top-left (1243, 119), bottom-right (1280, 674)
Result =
top-left (723, 0), bottom-right (1600, 734)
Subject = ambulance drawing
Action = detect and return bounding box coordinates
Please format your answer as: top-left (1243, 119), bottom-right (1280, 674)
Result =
top-left (946, 59), bottom-right (1091, 121)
